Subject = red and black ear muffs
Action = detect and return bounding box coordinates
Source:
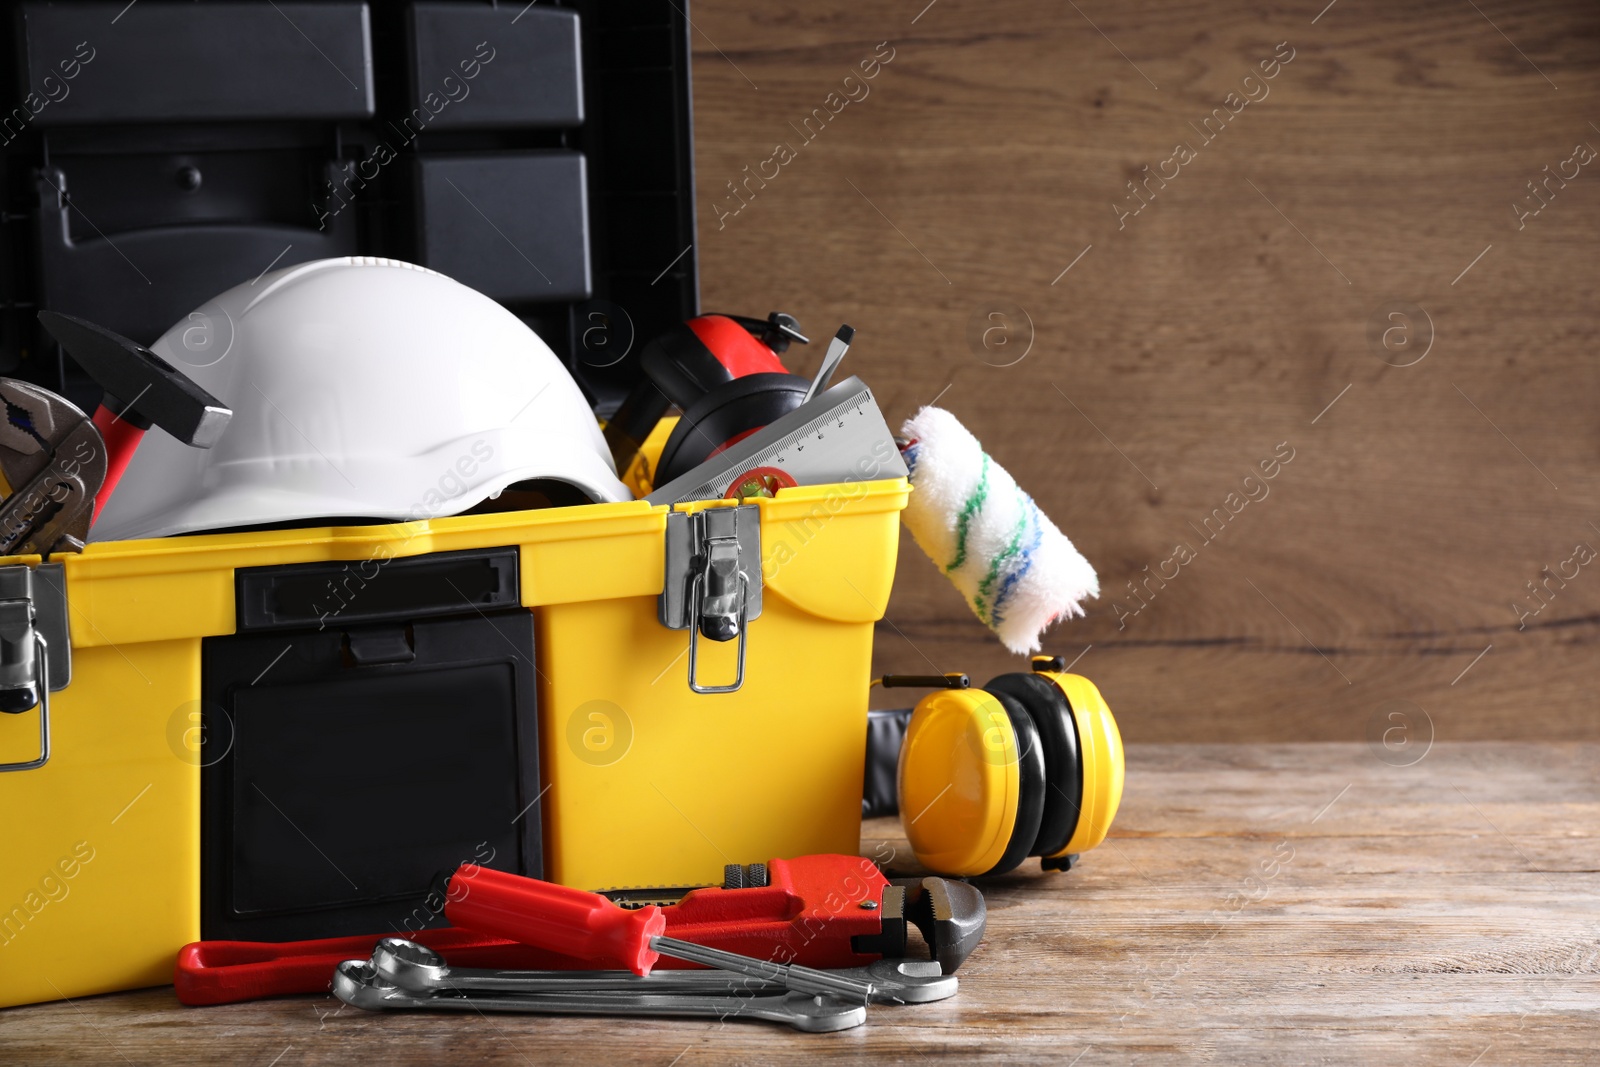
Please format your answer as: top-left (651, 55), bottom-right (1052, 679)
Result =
top-left (653, 373), bottom-right (812, 487)
top-left (603, 312), bottom-right (809, 475)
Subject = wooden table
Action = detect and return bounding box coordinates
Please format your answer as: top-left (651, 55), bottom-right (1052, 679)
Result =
top-left (2, 742), bottom-right (1594, 1064)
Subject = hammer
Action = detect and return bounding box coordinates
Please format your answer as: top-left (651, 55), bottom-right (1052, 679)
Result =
top-left (36, 311), bottom-right (232, 523)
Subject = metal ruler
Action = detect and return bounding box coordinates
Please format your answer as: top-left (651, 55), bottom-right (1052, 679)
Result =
top-left (645, 376), bottom-right (907, 505)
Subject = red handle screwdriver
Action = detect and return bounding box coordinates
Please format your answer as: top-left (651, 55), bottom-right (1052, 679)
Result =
top-left (445, 864), bottom-right (667, 976)
top-left (444, 864), bottom-right (874, 1001)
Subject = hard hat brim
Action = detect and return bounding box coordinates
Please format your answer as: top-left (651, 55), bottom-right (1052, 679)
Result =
top-left (90, 449), bottom-right (633, 541)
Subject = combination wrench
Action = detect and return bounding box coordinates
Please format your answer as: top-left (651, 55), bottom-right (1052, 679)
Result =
top-left (371, 937), bottom-right (958, 1005)
top-left (332, 959), bottom-right (867, 1033)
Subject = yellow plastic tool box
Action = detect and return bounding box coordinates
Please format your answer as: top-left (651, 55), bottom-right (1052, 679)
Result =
top-left (0, 468), bottom-right (909, 1008)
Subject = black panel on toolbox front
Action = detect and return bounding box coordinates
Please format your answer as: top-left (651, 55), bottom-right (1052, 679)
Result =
top-left (0, 0), bottom-right (698, 418)
top-left (203, 549), bottom-right (541, 942)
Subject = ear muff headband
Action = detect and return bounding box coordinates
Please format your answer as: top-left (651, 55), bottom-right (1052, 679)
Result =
top-left (684, 315), bottom-right (788, 378)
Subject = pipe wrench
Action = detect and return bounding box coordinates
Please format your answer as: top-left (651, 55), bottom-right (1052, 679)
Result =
top-left (0, 379), bottom-right (107, 557)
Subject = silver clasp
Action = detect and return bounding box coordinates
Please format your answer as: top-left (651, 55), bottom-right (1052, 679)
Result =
top-left (0, 563), bottom-right (70, 773)
top-left (660, 506), bottom-right (762, 693)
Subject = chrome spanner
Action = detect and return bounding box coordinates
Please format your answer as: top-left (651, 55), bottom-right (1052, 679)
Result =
top-left (371, 937), bottom-right (958, 1005)
top-left (650, 933), bottom-right (874, 1002)
top-left (332, 959), bottom-right (866, 1033)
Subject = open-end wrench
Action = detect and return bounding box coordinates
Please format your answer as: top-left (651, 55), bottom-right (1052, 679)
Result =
top-left (332, 959), bottom-right (867, 1033)
top-left (371, 938), bottom-right (957, 1005)
top-left (650, 934), bottom-right (876, 1003)
top-left (0, 379), bottom-right (107, 556)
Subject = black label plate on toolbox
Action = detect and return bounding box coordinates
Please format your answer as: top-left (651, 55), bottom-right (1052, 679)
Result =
top-left (235, 547), bottom-right (520, 631)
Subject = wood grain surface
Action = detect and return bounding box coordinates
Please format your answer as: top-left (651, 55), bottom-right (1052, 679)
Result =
top-left (2, 741), bottom-right (1594, 1064)
top-left (682, 0), bottom-right (1600, 741)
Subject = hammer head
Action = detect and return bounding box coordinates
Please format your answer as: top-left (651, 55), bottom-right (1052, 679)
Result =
top-left (37, 311), bottom-right (231, 448)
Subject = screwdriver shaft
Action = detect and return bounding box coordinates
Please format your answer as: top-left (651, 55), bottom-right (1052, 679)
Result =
top-left (649, 935), bottom-right (874, 1003)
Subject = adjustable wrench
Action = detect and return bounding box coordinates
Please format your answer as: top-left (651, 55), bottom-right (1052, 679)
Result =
top-left (371, 937), bottom-right (958, 1005)
top-left (332, 959), bottom-right (867, 1033)
top-left (0, 379), bottom-right (107, 557)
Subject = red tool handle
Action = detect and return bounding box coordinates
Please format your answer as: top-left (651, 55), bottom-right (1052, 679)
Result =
top-left (174, 928), bottom-right (588, 1006)
top-left (445, 864), bottom-right (667, 976)
top-left (444, 857), bottom-right (890, 974)
top-left (89, 405), bottom-right (146, 523)
top-left (661, 854), bottom-right (891, 969)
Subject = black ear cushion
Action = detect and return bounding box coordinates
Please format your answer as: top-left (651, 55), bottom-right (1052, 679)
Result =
top-left (987, 672), bottom-right (1083, 859)
top-left (980, 689), bottom-right (1047, 876)
top-left (655, 373), bottom-right (811, 485)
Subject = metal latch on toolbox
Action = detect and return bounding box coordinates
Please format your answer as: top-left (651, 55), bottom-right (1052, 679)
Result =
top-left (0, 563), bottom-right (72, 773)
top-left (659, 505), bottom-right (761, 694)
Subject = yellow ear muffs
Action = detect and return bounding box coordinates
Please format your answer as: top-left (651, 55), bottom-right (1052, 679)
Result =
top-left (977, 689), bottom-right (1047, 876)
top-left (892, 664), bottom-right (1124, 878)
top-left (1038, 671), bottom-right (1124, 860)
top-left (896, 688), bottom-right (1045, 877)
top-left (986, 671), bottom-right (1083, 864)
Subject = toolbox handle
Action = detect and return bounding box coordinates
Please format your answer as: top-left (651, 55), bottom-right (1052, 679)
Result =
top-left (0, 633), bottom-right (51, 774)
top-left (687, 571), bottom-right (749, 695)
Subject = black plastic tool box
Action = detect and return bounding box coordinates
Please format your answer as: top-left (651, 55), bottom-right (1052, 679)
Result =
top-left (0, 0), bottom-right (698, 418)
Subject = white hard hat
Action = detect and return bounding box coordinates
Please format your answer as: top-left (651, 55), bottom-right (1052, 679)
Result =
top-left (91, 257), bottom-right (630, 541)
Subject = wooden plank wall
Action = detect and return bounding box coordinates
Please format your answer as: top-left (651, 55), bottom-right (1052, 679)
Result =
top-left (687, 0), bottom-right (1600, 742)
